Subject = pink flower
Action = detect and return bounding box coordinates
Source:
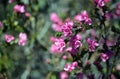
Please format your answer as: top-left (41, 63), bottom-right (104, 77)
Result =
top-left (0, 21), bottom-right (3, 27)
top-left (94, 0), bottom-right (105, 7)
top-left (52, 23), bottom-right (62, 31)
top-left (25, 12), bottom-right (31, 18)
top-left (60, 72), bottom-right (68, 79)
top-left (4, 34), bottom-right (15, 43)
top-left (86, 38), bottom-right (99, 52)
top-left (14, 5), bottom-right (25, 13)
top-left (62, 20), bottom-right (74, 37)
top-left (70, 34), bottom-right (82, 49)
top-left (74, 10), bottom-right (92, 25)
top-left (84, 18), bottom-right (92, 25)
top-left (117, 3), bottom-right (120, 10)
top-left (94, 0), bottom-right (109, 7)
top-left (9, 0), bottom-right (14, 3)
top-left (100, 53), bottom-right (109, 62)
top-left (18, 33), bottom-right (27, 46)
top-left (64, 62), bottom-right (78, 72)
top-left (62, 55), bottom-right (67, 60)
top-left (50, 12), bottom-right (62, 24)
top-left (50, 38), bottom-right (65, 53)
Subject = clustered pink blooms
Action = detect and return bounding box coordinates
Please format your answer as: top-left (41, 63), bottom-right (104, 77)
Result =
top-left (64, 61), bottom-right (78, 72)
top-left (18, 33), bottom-right (27, 46)
top-left (4, 34), bottom-right (15, 43)
top-left (74, 10), bottom-right (92, 25)
top-left (60, 71), bottom-right (68, 79)
top-left (61, 20), bottom-right (74, 37)
top-left (50, 12), bottom-right (63, 31)
top-left (0, 21), bottom-right (3, 27)
top-left (86, 38), bottom-right (99, 52)
top-left (14, 5), bottom-right (25, 13)
top-left (9, 0), bottom-right (15, 3)
top-left (50, 38), bottom-right (65, 53)
top-left (93, 0), bottom-right (110, 7)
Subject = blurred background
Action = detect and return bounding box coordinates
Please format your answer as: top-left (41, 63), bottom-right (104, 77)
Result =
top-left (0, 0), bottom-right (120, 79)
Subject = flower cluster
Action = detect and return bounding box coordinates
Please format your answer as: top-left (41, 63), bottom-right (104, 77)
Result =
top-left (50, 12), bottom-right (63, 31)
top-left (94, 0), bottom-right (110, 7)
top-left (74, 10), bottom-right (92, 25)
top-left (86, 38), bottom-right (99, 52)
top-left (49, 0), bottom-right (120, 78)
top-left (50, 37), bottom-right (65, 53)
top-left (64, 61), bottom-right (78, 72)
top-left (18, 33), bottom-right (27, 46)
top-left (61, 20), bottom-right (74, 37)
top-left (14, 5), bottom-right (25, 13)
top-left (4, 33), bottom-right (27, 46)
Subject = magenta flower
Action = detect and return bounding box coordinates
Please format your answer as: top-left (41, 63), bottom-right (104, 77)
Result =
top-left (9, 0), bottom-right (15, 3)
top-left (62, 20), bottom-right (74, 37)
top-left (70, 34), bottom-right (82, 49)
top-left (74, 10), bottom-right (92, 25)
top-left (52, 23), bottom-right (62, 31)
top-left (18, 33), bottom-right (27, 46)
top-left (86, 38), bottom-right (99, 52)
top-left (100, 53), bottom-right (109, 62)
top-left (50, 38), bottom-right (65, 53)
top-left (25, 12), bottom-right (31, 18)
top-left (0, 21), bottom-right (3, 27)
top-left (117, 3), bottom-right (120, 9)
top-left (50, 12), bottom-right (62, 24)
top-left (64, 61), bottom-right (78, 72)
top-left (60, 71), bottom-right (68, 79)
top-left (94, 0), bottom-right (110, 7)
top-left (4, 34), bottom-right (15, 43)
top-left (94, 0), bottom-right (105, 7)
top-left (14, 5), bottom-right (25, 13)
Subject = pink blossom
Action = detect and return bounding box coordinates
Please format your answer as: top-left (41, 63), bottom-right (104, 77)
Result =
top-left (50, 36), bottom-right (57, 42)
top-left (50, 38), bottom-right (65, 53)
top-left (0, 21), bottom-right (3, 27)
top-left (100, 53), bottom-right (109, 62)
top-left (50, 12), bottom-right (62, 24)
top-left (52, 23), bottom-right (62, 31)
top-left (60, 71), bottom-right (68, 79)
top-left (86, 38), bottom-right (99, 52)
top-left (84, 18), bottom-right (92, 25)
top-left (14, 5), bottom-right (25, 13)
top-left (25, 12), bottom-right (31, 18)
top-left (64, 62), bottom-right (78, 72)
top-left (4, 34), bottom-right (15, 43)
top-left (105, 12), bottom-right (112, 19)
top-left (9, 0), bottom-right (14, 3)
top-left (74, 11), bottom-right (92, 25)
top-left (62, 20), bottom-right (74, 37)
top-left (117, 3), bottom-right (120, 9)
top-left (62, 55), bottom-right (67, 60)
top-left (110, 74), bottom-right (115, 79)
top-left (18, 33), bottom-right (27, 46)
top-left (94, 0), bottom-right (105, 7)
